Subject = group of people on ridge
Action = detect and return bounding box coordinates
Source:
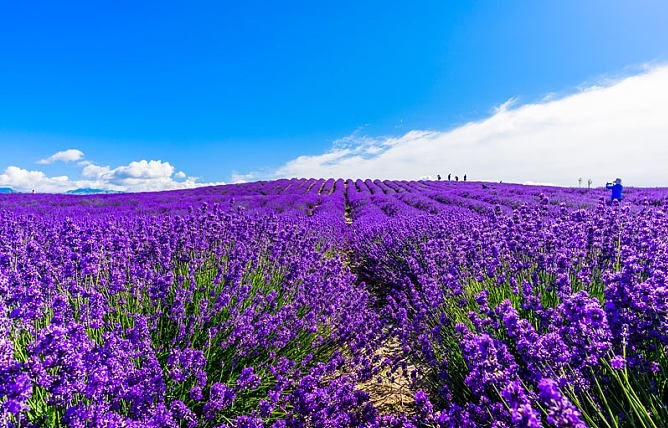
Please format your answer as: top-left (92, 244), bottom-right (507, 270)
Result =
top-left (437, 173), bottom-right (466, 182)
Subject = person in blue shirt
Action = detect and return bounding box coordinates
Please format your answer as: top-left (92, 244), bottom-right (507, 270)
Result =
top-left (605, 178), bottom-right (623, 201)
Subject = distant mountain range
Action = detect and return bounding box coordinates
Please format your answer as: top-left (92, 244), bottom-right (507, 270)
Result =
top-left (0, 187), bottom-right (15, 194)
top-left (66, 188), bottom-right (123, 195)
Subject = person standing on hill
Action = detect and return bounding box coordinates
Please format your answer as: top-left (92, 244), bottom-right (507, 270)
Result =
top-left (448, 173), bottom-right (451, 181)
top-left (464, 174), bottom-right (467, 182)
top-left (605, 178), bottom-right (623, 202)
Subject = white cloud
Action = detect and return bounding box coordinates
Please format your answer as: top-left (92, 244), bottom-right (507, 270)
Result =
top-left (265, 64), bottom-right (668, 187)
top-left (38, 149), bottom-right (84, 164)
top-left (0, 166), bottom-right (72, 193)
top-left (80, 163), bottom-right (111, 179)
top-left (113, 160), bottom-right (174, 179)
top-left (0, 159), bottom-right (225, 193)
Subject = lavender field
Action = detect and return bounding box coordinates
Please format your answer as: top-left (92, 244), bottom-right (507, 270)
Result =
top-left (1, 179), bottom-right (667, 427)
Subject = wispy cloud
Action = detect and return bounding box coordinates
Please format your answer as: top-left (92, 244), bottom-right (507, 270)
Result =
top-left (261, 64), bottom-right (668, 187)
top-left (230, 171), bottom-right (258, 184)
top-left (37, 149), bottom-right (84, 164)
top-left (493, 96), bottom-right (519, 114)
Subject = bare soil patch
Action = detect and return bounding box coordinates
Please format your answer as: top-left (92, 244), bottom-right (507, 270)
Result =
top-left (357, 334), bottom-right (420, 416)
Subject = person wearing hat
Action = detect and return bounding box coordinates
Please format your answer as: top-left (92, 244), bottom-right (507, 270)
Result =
top-left (605, 178), bottom-right (623, 202)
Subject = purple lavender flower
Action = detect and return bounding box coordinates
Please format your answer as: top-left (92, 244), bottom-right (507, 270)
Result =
top-left (610, 355), bottom-right (626, 370)
top-left (499, 381), bottom-right (541, 428)
top-left (170, 400), bottom-right (198, 428)
top-left (203, 382), bottom-right (236, 420)
top-left (236, 366), bottom-right (261, 391)
top-left (537, 378), bottom-right (587, 427)
top-left (414, 390), bottom-right (434, 420)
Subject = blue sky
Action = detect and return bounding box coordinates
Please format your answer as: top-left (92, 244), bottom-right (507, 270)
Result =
top-left (1, 1), bottom-right (668, 192)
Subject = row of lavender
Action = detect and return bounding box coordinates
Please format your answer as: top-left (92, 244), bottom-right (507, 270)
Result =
top-left (2, 179), bottom-right (668, 427)
top-left (352, 194), bottom-right (668, 426)
top-left (0, 201), bottom-right (386, 426)
top-left (6, 178), bottom-right (667, 219)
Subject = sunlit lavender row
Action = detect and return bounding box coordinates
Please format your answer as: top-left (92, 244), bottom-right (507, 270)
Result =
top-left (1, 179), bottom-right (667, 427)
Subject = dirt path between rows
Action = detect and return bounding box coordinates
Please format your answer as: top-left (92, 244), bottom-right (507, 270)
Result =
top-left (343, 181), bottom-right (353, 225)
top-left (339, 205), bottom-right (419, 414)
top-left (356, 333), bottom-right (419, 415)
